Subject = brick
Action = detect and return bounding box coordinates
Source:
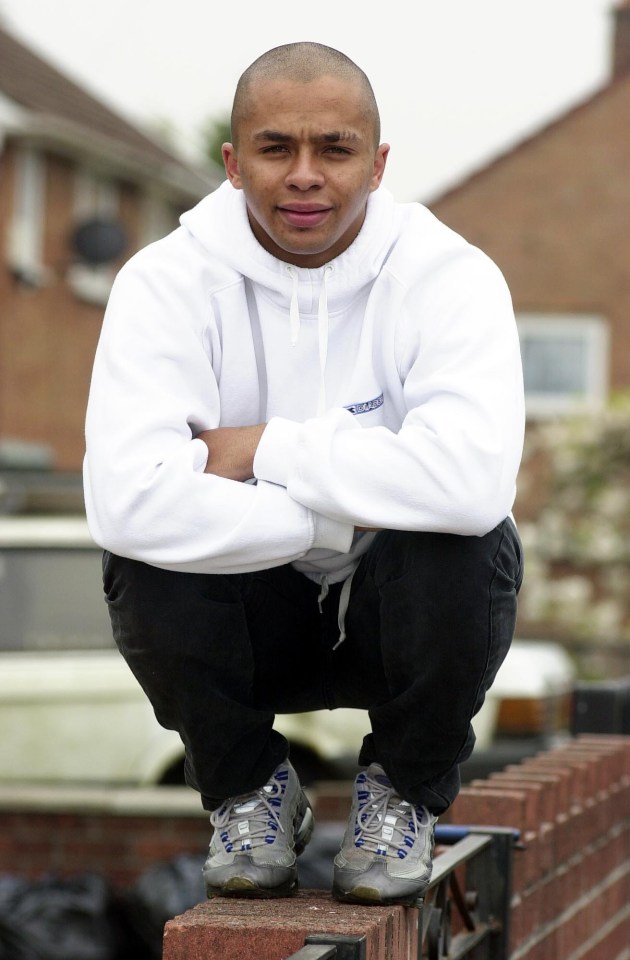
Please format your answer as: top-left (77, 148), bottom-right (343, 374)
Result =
top-left (503, 765), bottom-right (571, 816)
top-left (508, 892), bottom-right (527, 952)
top-left (620, 778), bottom-right (630, 820)
top-left (527, 928), bottom-right (558, 960)
top-left (559, 746), bottom-right (622, 792)
top-left (510, 830), bottom-right (539, 892)
top-left (569, 795), bottom-right (599, 849)
top-left (575, 734), bottom-right (630, 774)
top-left (488, 773), bottom-right (557, 825)
top-left (468, 779), bottom-right (542, 832)
top-left (449, 787), bottom-right (529, 832)
top-left (556, 908), bottom-right (586, 959)
top-left (552, 811), bottom-right (572, 866)
top-left (516, 760), bottom-right (577, 813)
top-left (535, 822), bottom-right (557, 877)
top-left (513, 825), bottom-right (556, 888)
top-left (162, 891), bottom-right (418, 960)
top-left (577, 911), bottom-right (630, 960)
top-left (528, 754), bottom-right (594, 803)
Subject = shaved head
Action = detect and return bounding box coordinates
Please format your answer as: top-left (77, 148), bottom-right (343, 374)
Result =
top-left (231, 42), bottom-right (381, 147)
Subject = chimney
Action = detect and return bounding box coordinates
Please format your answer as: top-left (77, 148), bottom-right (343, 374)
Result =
top-left (612, 0), bottom-right (630, 78)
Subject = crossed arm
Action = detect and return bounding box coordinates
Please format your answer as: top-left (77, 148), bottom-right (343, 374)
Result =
top-left (198, 425), bottom-right (378, 531)
top-left (197, 425), bottom-right (266, 481)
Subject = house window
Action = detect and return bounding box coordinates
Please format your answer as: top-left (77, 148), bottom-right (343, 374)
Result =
top-left (140, 193), bottom-right (179, 248)
top-left (7, 146), bottom-right (48, 286)
top-left (67, 169), bottom-right (120, 305)
top-left (517, 314), bottom-right (609, 417)
top-left (74, 169), bottom-right (119, 222)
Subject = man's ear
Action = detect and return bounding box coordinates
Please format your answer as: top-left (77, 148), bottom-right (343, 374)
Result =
top-left (370, 143), bottom-right (390, 191)
top-left (222, 143), bottom-right (242, 189)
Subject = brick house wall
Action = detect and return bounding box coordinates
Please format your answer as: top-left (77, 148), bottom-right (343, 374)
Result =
top-left (0, 139), bottom-right (203, 471)
top-left (429, 74), bottom-right (630, 404)
top-left (1, 143), bottom-right (125, 469)
top-left (0, 25), bottom-right (217, 474)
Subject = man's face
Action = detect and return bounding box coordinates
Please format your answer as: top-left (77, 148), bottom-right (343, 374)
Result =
top-left (223, 76), bottom-right (389, 268)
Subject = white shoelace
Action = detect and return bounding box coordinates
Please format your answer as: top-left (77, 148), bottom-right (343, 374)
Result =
top-left (354, 770), bottom-right (425, 860)
top-left (210, 780), bottom-right (286, 853)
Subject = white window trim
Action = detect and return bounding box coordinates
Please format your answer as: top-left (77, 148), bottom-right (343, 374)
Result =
top-left (66, 263), bottom-right (116, 305)
top-left (517, 313), bottom-right (609, 418)
top-left (6, 146), bottom-right (50, 286)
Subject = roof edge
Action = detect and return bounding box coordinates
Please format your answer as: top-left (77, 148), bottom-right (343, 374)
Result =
top-left (425, 74), bottom-right (627, 207)
top-left (3, 111), bottom-right (220, 199)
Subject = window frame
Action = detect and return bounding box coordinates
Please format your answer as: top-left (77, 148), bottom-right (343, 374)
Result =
top-left (6, 145), bottom-right (48, 285)
top-left (517, 313), bottom-right (609, 418)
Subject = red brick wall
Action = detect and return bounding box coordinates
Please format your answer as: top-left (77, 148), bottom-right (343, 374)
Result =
top-left (447, 735), bottom-right (630, 959)
top-left (0, 800), bottom-right (209, 889)
top-left (162, 735), bottom-right (629, 960)
top-left (0, 736), bottom-right (626, 959)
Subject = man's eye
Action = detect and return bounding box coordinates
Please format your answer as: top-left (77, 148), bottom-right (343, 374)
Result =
top-left (325, 146), bottom-right (351, 155)
top-left (262, 144), bottom-right (288, 154)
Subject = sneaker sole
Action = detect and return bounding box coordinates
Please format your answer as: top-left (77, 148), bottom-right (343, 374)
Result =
top-left (332, 881), bottom-right (428, 907)
top-left (207, 874), bottom-right (298, 899)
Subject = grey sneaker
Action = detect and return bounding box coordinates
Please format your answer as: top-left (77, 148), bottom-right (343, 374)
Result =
top-left (203, 760), bottom-right (314, 898)
top-left (333, 763), bottom-right (437, 906)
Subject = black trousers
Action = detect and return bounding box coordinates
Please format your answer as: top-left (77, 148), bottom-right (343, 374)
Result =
top-left (103, 519), bottom-right (523, 814)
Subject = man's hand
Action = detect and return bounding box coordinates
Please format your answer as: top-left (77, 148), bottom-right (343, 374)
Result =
top-left (197, 425), bottom-right (266, 481)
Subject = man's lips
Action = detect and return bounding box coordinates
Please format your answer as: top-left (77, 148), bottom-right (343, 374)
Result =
top-left (277, 205), bottom-right (332, 228)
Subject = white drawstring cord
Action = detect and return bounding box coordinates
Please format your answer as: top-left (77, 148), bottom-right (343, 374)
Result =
top-left (317, 569), bottom-right (353, 648)
top-left (317, 575), bottom-right (330, 613)
top-left (317, 265), bottom-right (333, 416)
top-left (333, 569), bottom-right (355, 650)
top-left (287, 265), bottom-right (300, 346)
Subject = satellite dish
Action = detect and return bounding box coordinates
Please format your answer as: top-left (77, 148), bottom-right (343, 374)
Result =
top-left (72, 218), bottom-right (128, 265)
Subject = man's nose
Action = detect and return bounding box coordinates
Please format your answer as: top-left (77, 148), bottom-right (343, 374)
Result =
top-left (285, 150), bottom-right (325, 189)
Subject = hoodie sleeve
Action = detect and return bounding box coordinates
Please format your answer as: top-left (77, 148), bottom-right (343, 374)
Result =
top-left (83, 246), bottom-right (353, 573)
top-left (253, 248), bottom-right (525, 536)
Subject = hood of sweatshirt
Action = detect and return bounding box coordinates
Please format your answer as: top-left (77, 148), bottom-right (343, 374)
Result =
top-left (180, 181), bottom-right (404, 418)
top-left (180, 180), bottom-right (402, 310)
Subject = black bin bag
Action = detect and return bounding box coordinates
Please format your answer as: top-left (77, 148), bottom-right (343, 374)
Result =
top-left (0, 873), bottom-right (118, 960)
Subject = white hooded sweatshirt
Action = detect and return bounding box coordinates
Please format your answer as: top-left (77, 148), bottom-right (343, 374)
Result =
top-left (83, 181), bottom-right (525, 586)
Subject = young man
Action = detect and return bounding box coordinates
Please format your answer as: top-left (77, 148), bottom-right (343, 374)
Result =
top-left (84, 42), bottom-right (524, 906)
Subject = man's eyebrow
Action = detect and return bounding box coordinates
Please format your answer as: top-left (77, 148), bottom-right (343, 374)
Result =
top-left (252, 130), bottom-right (362, 144)
top-left (253, 130), bottom-right (292, 142)
top-left (316, 131), bottom-right (361, 144)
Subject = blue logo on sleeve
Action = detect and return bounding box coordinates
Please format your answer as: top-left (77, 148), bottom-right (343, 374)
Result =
top-left (344, 393), bottom-right (384, 416)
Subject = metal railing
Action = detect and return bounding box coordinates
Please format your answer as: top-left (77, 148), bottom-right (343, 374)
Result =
top-left (419, 825), bottom-right (516, 959)
top-left (288, 825), bottom-right (517, 960)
